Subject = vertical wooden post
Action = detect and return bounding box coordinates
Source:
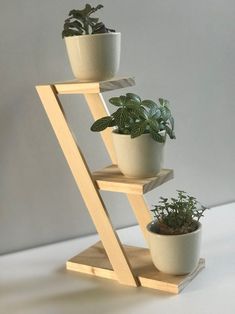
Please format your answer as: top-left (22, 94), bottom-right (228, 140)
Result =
top-left (36, 85), bottom-right (139, 287)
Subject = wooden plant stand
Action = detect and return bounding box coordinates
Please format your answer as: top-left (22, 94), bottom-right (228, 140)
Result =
top-left (36, 77), bottom-right (205, 294)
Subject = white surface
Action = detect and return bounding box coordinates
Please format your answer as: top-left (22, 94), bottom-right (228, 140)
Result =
top-left (1, 203), bottom-right (235, 314)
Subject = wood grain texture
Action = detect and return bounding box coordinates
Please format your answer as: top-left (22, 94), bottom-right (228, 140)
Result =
top-left (92, 165), bottom-right (174, 194)
top-left (84, 93), bottom-right (117, 164)
top-left (36, 85), bottom-right (138, 287)
top-left (67, 241), bottom-right (205, 294)
top-left (84, 91), bottom-right (158, 245)
top-left (52, 77), bottom-right (135, 94)
top-left (126, 194), bottom-right (152, 242)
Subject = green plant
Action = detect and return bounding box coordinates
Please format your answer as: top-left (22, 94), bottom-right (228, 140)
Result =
top-left (151, 190), bottom-right (208, 235)
top-left (90, 93), bottom-right (175, 143)
top-left (62, 4), bottom-right (115, 38)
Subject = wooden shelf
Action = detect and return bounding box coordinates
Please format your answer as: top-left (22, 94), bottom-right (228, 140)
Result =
top-left (67, 241), bottom-right (205, 294)
top-left (92, 165), bottom-right (174, 194)
top-left (37, 78), bottom-right (205, 293)
top-left (49, 77), bottom-right (135, 94)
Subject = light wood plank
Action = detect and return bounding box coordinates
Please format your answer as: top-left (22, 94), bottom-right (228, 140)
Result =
top-left (84, 91), bottom-right (158, 246)
top-left (67, 241), bottom-right (205, 294)
top-left (52, 77), bottom-right (135, 94)
top-left (93, 165), bottom-right (174, 194)
top-left (126, 195), bottom-right (152, 242)
top-left (84, 93), bottom-right (117, 163)
top-left (36, 85), bottom-right (138, 287)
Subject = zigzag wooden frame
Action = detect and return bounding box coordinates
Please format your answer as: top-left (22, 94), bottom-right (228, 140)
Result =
top-left (36, 77), bottom-right (205, 293)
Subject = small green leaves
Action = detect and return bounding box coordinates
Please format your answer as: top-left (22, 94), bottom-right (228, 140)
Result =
top-left (90, 116), bottom-right (113, 131)
top-left (90, 93), bottom-right (176, 143)
top-left (62, 4), bottom-right (115, 38)
top-left (151, 191), bottom-right (208, 235)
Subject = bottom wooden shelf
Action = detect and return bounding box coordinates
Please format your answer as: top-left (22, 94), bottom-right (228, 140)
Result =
top-left (66, 241), bottom-right (205, 294)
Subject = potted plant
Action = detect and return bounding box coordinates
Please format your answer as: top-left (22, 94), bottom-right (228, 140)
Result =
top-left (147, 190), bottom-right (208, 275)
top-left (62, 4), bottom-right (120, 82)
top-left (91, 93), bottom-right (175, 178)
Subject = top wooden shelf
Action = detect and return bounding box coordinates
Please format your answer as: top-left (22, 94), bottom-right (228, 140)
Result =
top-left (40, 77), bottom-right (135, 94)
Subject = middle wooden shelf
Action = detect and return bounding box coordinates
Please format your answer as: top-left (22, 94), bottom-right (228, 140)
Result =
top-left (92, 165), bottom-right (174, 194)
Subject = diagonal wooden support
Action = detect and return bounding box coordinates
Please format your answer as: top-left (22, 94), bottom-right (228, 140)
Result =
top-left (35, 78), bottom-right (203, 294)
top-left (84, 93), bottom-right (152, 242)
top-left (36, 85), bottom-right (139, 287)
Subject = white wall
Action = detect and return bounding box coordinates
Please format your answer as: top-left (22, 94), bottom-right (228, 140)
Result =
top-left (0, 0), bottom-right (234, 254)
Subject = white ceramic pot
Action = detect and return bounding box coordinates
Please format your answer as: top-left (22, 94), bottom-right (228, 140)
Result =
top-left (147, 221), bottom-right (202, 275)
top-left (112, 131), bottom-right (165, 178)
top-left (64, 33), bottom-right (121, 82)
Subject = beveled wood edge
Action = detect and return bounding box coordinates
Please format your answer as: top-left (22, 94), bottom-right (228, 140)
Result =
top-left (143, 169), bottom-right (174, 194)
top-left (36, 77), bottom-right (136, 94)
top-left (178, 258), bottom-right (205, 293)
top-left (92, 166), bottom-right (174, 195)
top-left (66, 241), bottom-right (205, 294)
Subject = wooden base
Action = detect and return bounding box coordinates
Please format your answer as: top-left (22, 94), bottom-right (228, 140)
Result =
top-left (67, 241), bottom-right (205, 294)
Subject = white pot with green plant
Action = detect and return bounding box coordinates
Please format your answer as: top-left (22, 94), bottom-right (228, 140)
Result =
top-left (91, 93), bottom-right (175, 178)
top-left (147, 190), bottom-right (208, 275)
top-left (62, 4), bottom-right (120, 82)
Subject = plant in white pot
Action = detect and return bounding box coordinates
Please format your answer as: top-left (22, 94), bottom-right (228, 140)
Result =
top-left (147, 190), bottom-right (208, 275)
top-left (62, 4), bottom-right (120, 82)
top-left (90, 93), bottom-right (175, 178)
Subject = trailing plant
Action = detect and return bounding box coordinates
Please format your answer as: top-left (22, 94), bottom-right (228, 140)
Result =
top-left (62, 4), bottom-right (115, 38)
top-left (151, 190), bottom-right (207, 234)
top-left (90, 93), bottom-right (175, 143)
top-left (151, 190), bottom-right (208, 235)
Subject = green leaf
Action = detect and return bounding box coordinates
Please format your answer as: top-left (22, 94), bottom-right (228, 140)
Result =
top-left (160, 106), bottom-right (171, 121)
top-left (120, 95), bottom-right (127, 105)
top-left (65, 20), bottom-right (83, 29)
top-left (87, 17), bottom-right (99, 25)
top-left (165, 125), bottom-right (175, 139)
top-left (169, 116), bottom-right (174, 130)
top-left (90, 116), bottom-right (113, 132)
top-left (150, 130), bottom-right (165, 143)
top-left (92, 22), bottom-right (107, 34)
top-left (148, 119), bottom-right (160, 132)
top-left (141, 99), bottom-right (158, 109)
top-left (130, 121), bottom-right (147, 138)
top-left (109, 97), bottom-right (123, 106)
top-left (159, 98), bottom-right (164, 106)
top-left (126, 93), bottom-right (141, 103)
top-left (62, 29), bottom-right (82, 38)
top-left (149, 107), bottom-right (161, 118)
top-left (113, 108), bottom-right (129, 128)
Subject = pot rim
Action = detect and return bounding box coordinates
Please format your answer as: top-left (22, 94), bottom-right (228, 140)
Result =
top-left (146, 220), bottom-right (202, 238)
top-left (112, 129), bottom-right (166, 137)
top-left (64, 32), bottom-right (121, 40)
